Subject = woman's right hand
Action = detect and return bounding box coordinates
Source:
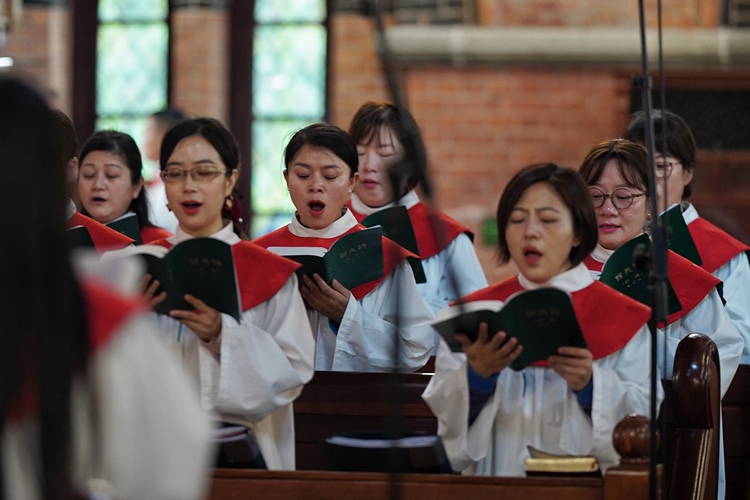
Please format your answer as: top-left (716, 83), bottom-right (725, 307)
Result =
top-left (456, 322), bottom-right (523, 378)
top-left (138, 273), bottom-right (167, 308)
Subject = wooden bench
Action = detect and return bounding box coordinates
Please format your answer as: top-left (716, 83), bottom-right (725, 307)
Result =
top-left (209, 414), bottom-right (658, 500)
top-left (723, 364), bottom-right (750, 499)
top-left (293, 371), bottom-right (436, 470)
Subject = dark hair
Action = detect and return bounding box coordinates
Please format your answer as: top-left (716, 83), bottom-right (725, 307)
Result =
top-left (349, 101), bottom-right (424, 195)
top-left (578, 138), bottom-right (650, 194)
top-left (160, 118), bottom-right (245, 236)
top-left (624, 109), bottom-right (696, 199)
top-left (78, 130), bottom-right (154, 229)
top-left (284, 122), bottom-right (358, 176)
top-left (0, 77), bottom-right (88, 500)
top-left (496, 163), bottom-right (598, 268)
top-left (50, 109), bottom-right (78, 168)
top-left (150, 106), bottom-right (187, 131)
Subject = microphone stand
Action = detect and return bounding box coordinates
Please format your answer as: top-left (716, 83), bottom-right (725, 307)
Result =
top-left (636, 1), bottom-right (669, 499)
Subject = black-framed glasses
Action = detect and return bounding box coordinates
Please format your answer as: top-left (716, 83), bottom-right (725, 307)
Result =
top-left (161, 165), bottom-right (227, 183)
top-left (655, 161), bottom-right (679, 179)
top-left (589, 187), bottom-right (646, 210)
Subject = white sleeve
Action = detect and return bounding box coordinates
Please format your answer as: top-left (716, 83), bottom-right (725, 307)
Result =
top-left (197, 273), bottom-right (316, 421)
top-left (90, 314), bottom-right (214, 500)
top-left (421, 339), bottom-right (497, 472)
top-left (588, 325), bottom-right (660, 466)
top-left (714, 253), bottom-right (750, 364)
top-left (659, 288), bottom-right (743, 396)
top-left (332, 261), bottom-right (435, 371)
top-left (421, 234), bottom-right (488, 314)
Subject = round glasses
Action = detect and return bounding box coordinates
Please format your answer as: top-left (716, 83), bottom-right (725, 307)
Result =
top-left (161, 165), bottom-right (227, 183)
top-left (655, 161), bottom-right (679, 179)
top-left (589, 187), bottom-right (646, 210)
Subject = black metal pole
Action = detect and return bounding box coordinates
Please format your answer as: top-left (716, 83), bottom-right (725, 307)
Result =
top-left (636, 1), bottom-right (670, 499)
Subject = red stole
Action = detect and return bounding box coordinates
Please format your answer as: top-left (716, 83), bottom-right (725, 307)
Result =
top-left (253, 224), bottom-right (415, 300)
top-left (7, 280), bottom-right (143, 422)
top-left (460, 277), bottom-right (650, 366)
top-left (583, 250), bottom-right (720, 325)
top-left (68, 212), bottom-right (134, 252)
top-left (688, 217), bottom-right (749, 274)
top-left (150, 238), bottom-right (301, 312)
top-left (140, 225), bottom-right (172, 245)
top-left (346, 200), bottom-right (473, 260)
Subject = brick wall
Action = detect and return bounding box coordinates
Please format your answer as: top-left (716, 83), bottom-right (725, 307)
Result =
top-left (170, 7), bottom-right (228, 124)
top-left (2, 5), bottom-right (71, 113)
top-left (330, 12), bottom-right (633, 282)
top-left (476, 0), bottom-right (721, 28)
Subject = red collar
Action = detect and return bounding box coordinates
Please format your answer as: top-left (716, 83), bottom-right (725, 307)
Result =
top-left (688, 217), bottom-right (750, 273)
top-left (461, 277), bottom-right (650, 364)
top-left (68, 212), bottom-right (134, 253)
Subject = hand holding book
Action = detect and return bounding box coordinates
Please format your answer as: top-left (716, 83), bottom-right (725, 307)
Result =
top-left (458, 323), bottom-right (522, 378)
top-left (299, 273), bottom-right (351, 324)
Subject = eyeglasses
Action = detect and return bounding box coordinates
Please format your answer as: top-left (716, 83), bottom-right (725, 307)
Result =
top-left (589, 187), bottom-right (646, 210)
top-left (161, 165), bottom-right (227, 183)
top-left (655, 161), bottom-right (679, 179)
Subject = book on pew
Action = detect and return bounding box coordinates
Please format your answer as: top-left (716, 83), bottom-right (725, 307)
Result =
top-left (105, 212), bottom-right (142, 245)
top-left (659, 204), bottom-right (701, 266)
top-left (107, 238), bottom-right (241, 322)
top-left (213, 425), bottom-right (266, 469)
top-left (600, 233), bottom-right (682, 315)
top-left (525, 446), bottom-right (600, 477)
top-left (360, 205), bottom-right (426, 284)
top-left (268, 226), bottom-right (384, 291)
top-left (322, 431), bottom-right (451, 474)
top-left (66, 225), bottom-right (96, 249)
top-left (432, 288), bottom-right (587, 371)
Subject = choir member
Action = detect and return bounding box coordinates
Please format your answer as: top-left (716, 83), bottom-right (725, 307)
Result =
top-left (139, 118), bottom-right (316, 469)
top-left (423, 163), bottom-right (656, 475)
top-left (0, 76), bottom-right (213, 500)
top-left (50, 110), bottom-right (134, 252)
top-left (78, 130), bottom-right (172, 243)
top-left (579, 138), bottom-right (742, 500)
top-left (626, 110), bottom-right (750, 364)
top-left (253, 123), bottom-right (434, 372)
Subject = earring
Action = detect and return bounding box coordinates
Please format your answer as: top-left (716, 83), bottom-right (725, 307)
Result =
top-left (647, 211), bottom-right (652, 220)
top-left (225, 197), bottom-right (233, 210)
top-left (166, 202), bottom-right (172, 212)
top-left (348, 190), bottom-right (352, 194)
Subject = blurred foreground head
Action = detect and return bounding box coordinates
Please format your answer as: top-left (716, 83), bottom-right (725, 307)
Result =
top-left (0, 75), bottom-right (87, 500)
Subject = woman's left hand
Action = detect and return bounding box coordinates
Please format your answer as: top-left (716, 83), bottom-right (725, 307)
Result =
top-left (301, 274), bottom-right (350, 324)
top-left (548, 346), bottom-right (593, 392)
top-left (169, 294), bottom-right (222, 342)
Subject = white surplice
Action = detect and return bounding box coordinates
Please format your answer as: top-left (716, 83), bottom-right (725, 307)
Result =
top-left (422, 264), bottom-right (657, 476)
top-left (150, 224), bottom-right (316, 470)
top-left (284, 210), bottom-right (434, 372)
top-left (2, 314), bottom-right (214, 500)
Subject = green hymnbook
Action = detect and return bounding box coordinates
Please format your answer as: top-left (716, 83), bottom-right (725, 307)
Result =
top-left (269, 226), bottom-right (385, 291)
top-left (432, 288), bottom-right (587, 371)
top-left (114, 238), bottom-right (241, 322)
top-left (106, 212), bottom-right (142, 245)
top-left (599, 233), bottom-right (682, 316)
top-left (658, 204), bottom-right (702, 266)
top-left (360, 205), bottom-right (426, 284)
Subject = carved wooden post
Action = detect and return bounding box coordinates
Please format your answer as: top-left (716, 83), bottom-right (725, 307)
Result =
top-left (604, 414), bottom-right (661, 500)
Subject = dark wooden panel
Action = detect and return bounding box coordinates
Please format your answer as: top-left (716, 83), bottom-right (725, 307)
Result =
top-left (725, 457), bottom-right (749, 500)
top-left (208, 470), bottom-right (609, 500)
top-left (722, 364), bottom-right (750, 499)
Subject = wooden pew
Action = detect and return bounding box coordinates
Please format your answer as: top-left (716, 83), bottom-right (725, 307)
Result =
top-left (209, 415), bottom-right (658, 500)
top-left (293, 371), bottom-right (436, 470)
top-left (722, 364), bottom-right (750, 499)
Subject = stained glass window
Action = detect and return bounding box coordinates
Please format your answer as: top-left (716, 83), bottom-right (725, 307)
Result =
top-left (96, 0), bottom-right (169, 180)
top-left (251, 0), bottom-right (328, 238)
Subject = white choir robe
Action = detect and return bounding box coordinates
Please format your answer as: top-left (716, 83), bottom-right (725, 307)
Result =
top-left (150, 224), bottom-right (316, 470)
top-left (588, 243), bottom-right (743, 396)
top-left (422, 265), bottom-right (658, 476)
top-left (262, 210), bottom-right (435, 372)
top-left (588, 243), bottom-right (743, 500)
top-left (683, 202), bottom-right (750, 364)
top-left (2, 314), bottom-right (214, 500)
top-left (350, 191), bottom-right (488, 316)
